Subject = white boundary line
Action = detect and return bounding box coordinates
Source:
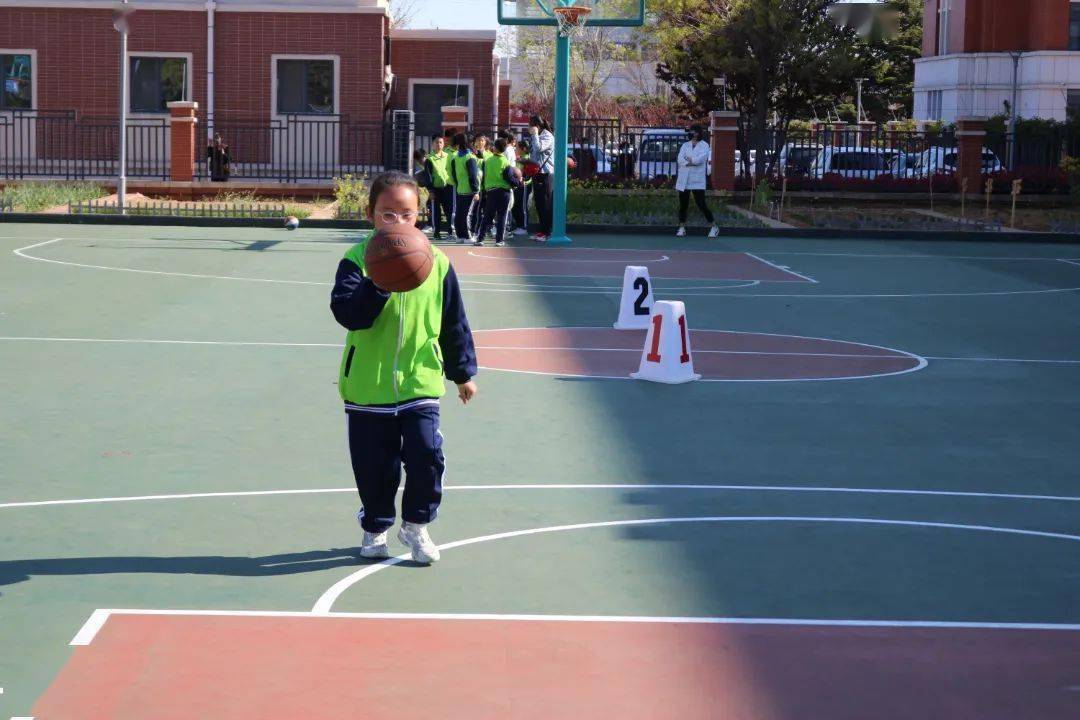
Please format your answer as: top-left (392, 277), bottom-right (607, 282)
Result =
top-left (1, 336), bottom-right (1076, 366)
top-left (471, 326), bottom-right (929, 383)
top-left (751, 251), bottom-right (1080, 261)
top-left (69, 607), bottom-right (1080, 647)
top-left (311, 516), bottom-right (1080, 614)
top-left (479, 345), bottom-right (914, 360)
top-left (13, 239), bottom-right (332, 286)
top-left (467, 251), bottom-right (672, 263)
top-left (16, 238), bottom-right (1079, 297)
top-left (744, 252), bottom-right (819, 283)
top-left (1058, 258), bottom-right (1080, 269)
top-left (4, 482), bottom-right (1078, 511)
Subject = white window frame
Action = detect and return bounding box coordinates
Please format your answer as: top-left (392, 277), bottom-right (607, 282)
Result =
top-left (408, 78), bottom-right (475, 125)
top-left (127, 51), bottom-right (194, 117)
top-left (271, 54), bottom-right (340, 119)
top-left (937, 0), bottom-right (951, 56)
top-left (0, 48), bottom-right (38, 111)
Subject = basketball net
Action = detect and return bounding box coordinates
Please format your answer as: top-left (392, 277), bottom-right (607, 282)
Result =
top-left (553, 5), bottom-right (591, 41)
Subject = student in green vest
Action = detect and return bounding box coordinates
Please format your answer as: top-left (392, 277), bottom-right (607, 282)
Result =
top-left (512, 138), bottom-right (533, 236)
top-left (424, 134), bottom-right (455, 240)
top-left (471, 134), bottom-right (493, 238)
top-left (330, 171), bottom-right (478, 564)
top-left (474, 138), bottom-right (515, 247)
top-left (447, 132), bottom-right (480, 243)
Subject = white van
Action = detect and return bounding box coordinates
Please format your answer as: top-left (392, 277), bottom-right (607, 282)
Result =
top-left (636, 129), bottom-right (688, 180)
top-left (899, 146), bottom-right (1003, 179)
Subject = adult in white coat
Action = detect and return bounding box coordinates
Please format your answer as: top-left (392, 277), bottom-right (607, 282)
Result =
top-left (675, 126), bottom-right (720, 238)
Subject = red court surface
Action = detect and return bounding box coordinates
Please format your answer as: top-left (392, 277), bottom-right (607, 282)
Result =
top-left (473, 328), bottom-right (925, 381)
top-left (440, 246), bottom-right (813, 281)
top-left (35, 613), bottom-right (1080, 719)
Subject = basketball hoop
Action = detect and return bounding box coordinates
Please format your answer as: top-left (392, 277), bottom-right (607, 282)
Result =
top-left (553, 5), bottom-right (591, 40)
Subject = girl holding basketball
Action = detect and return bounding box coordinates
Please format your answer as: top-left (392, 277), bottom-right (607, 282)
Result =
top-left (330, 172), bottom-right (478, 564)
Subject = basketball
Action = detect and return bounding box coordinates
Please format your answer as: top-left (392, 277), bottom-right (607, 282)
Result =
top-left (364, 225), bottom-right (434, 293)
top-left (285, 215), bottom-right (300, 230)
top-left (506, 165), bottom-right (524, 186)
top-left (522, 160), bottom-right (541, 178)
top-left (567, 156), bottom-right (577, 170)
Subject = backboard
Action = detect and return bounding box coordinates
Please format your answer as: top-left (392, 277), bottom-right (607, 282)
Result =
top-left (498, 0), bottom-right (645, 27)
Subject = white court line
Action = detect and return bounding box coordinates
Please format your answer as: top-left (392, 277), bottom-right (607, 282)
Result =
top-left (13, 239), bottom-right (332, 286)
top-left (460, 279), bottom-right (762, 291)
top-left (744, 252), bottom-right (819, 283)
top-left (311, 516), bottom-right (1080, 613)
top-left (3, 336), bottom-right (1077, 366)
top-left (69, 607), bottom-right (1080, 647)
top-left (478, 345), bottom-right (914, 360)
top-left (467, 251), bottom-right (671, 263)
top-left (3, 483), bottom-right (1078, 511)
top-left (753, 251), bottom-right (1080, 261)
top-left (1058, 258), bottom-right (1080, 269)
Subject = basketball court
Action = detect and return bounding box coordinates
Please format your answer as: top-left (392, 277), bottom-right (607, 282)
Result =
top-left (2, 221), bottom-right (1079, 718)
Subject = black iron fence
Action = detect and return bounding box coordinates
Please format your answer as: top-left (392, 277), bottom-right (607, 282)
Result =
top-left (2, 110), bottom-right (1075, 190)
top-left (0, 109), bottom-right (168, 180)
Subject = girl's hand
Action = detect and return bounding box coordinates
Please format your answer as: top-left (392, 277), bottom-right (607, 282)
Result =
top-left (457, 380), bottom-right (478, 405)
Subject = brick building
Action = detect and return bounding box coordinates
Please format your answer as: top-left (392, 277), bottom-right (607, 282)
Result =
top-left (0, 0), bottom-right (500, 179)
top-left (916, 0), bottom-right (1080, 122)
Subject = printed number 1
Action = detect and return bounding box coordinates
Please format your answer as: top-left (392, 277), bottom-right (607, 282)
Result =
top-left (646, 314), bottom-right (691, 364)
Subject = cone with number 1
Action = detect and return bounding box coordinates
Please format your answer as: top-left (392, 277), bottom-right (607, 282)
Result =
top-left (631, 300), bottom-right (701, 384)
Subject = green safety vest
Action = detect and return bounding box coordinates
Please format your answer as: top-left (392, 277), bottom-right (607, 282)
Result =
top-left (451, 151), bottom-right (475, 195)
top-left (338, 236), bottom-right (451, 406)
top-left (483, 153), bottom-right (512, 191)
top-left (428, 150), bottom-right (451, 188)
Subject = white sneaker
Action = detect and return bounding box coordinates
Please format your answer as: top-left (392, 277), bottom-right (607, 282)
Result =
top-left (676, 226), bottom-right (686, 237)
top-left (397, 522), bottom-right (441, 564)
top-left (457, 235), bottom-right (470, 244)
top-left (420, 226), bottom-right (434, 234)
top-left (360, 530), bottom-right (390, 559)
top-left (708, 225), bottom-right (720, 238)
top-left (513, 228), bottom-right (527, 237)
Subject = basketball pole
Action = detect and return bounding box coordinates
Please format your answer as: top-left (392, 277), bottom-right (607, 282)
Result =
top-left (548, 30), bottom-right (572, 245)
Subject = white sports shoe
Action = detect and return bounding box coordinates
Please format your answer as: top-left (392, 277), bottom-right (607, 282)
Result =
top-left (513, 228), bottom-right (527, 237)
top-left (708, 225), bottom-right (720, 238)
top-left (360, 530), bottom-right (390, 559)
top-left (457, 235), bottom-right (470, 244)
top-left (676, 226), bottom-right (686, 237)
top-left (397, 522), bottom-right (441, 564)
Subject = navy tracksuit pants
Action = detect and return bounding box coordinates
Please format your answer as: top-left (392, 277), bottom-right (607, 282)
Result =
top-left (347, 404), bottom-right (445, 533)
top-left (429, 186), bottom-right (455, 238)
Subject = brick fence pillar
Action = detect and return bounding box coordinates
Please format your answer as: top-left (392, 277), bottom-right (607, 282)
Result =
top-left (831, 121), bottom-right (848, 148)
top-left (167, 101), bottom-right (198, 182)
top-left (441, 105), bottom-right (469, 136)
top-left (857, 120), bottom-right (876, 147)
top-left (709, 111), bottom-right (740, 191)
top-left (956, 116), bottom-right (988, 189)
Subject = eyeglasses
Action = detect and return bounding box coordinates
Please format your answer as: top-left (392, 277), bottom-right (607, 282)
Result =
top-left (377, 210), bottom-right (419, 224)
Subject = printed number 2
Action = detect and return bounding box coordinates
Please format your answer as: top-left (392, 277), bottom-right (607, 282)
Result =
top-left (633, 277), bottom-right (650, 316)
top-left (646, 314), bottom-right (691, 364)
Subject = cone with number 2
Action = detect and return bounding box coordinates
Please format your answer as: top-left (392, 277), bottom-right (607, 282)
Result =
top-left (631, 300), bottom-right (701, 384)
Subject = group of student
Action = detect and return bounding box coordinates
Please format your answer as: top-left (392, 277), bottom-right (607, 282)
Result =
top-left (413, 115), bottom-right (557, 246)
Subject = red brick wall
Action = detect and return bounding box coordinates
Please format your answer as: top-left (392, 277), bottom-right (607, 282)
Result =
top-left (0, 8), bottom-right (206, 116)
top-left (214, 12), bottom-right (384, 123)
top-left (923, 0), bottom-right (1070, 56)
top-left (389, 38), bottom-right (496, 128)
top-left (0, 8), bottom-right (385, 123)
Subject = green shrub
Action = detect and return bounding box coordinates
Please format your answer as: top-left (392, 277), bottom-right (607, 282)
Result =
top-left (334, 175), bottom-right (368, 219)
top-left (1, 181), bottom-right (105, 212)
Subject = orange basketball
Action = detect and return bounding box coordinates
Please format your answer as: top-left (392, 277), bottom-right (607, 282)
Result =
top-left (364, 225), bottom-right (434, 293)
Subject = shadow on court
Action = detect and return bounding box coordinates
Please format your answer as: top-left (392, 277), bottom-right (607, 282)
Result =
top-left (0, 549), bottom-right (424, 594)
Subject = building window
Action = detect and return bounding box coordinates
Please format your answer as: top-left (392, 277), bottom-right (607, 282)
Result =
top-left (927, 90), bottom-right (943, 121)
top-left (411, 81), bottom-right (471, 139)
top-left (937, 0), bottom-right (951, 56)
top-left (277, 59), bottom-right (335, 115)
top-left (2, 53), bottom-right (32, 109)
top-left (1068, 90), bottom-right (1080, 119)
top-left (1070, 4), bottom-right (1080, 51)
top-left (130, 56), bottom-right (187, 113)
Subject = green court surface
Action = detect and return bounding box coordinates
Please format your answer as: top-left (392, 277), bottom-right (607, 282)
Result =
top-left (1, 223), bottom-right (1079, 718)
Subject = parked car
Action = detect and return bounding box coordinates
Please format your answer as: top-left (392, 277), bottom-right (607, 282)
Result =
top-left (898, 146), bottom-right (1003, 179)
top-left (887, 152), bottom-right (921, 177)
top-left (568, 142), bottom-right (612, 175)
top-left (778, 142), bottom-right (824, 177)
top-left (810, 146), bottom-right (900, 179)
top-left (636, 129), bottom-right (688, 179)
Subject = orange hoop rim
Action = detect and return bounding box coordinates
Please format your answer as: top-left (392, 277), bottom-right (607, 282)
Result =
top-left (552, 5), bottom-right (592, 26)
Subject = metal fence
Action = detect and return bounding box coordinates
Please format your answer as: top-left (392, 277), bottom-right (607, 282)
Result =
top-left (70, 199), bottom-right (285, 218)
top-left (3, 109), bottom-right (1075, 189)
top-left (0, 109), bottom-right (168, 180)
